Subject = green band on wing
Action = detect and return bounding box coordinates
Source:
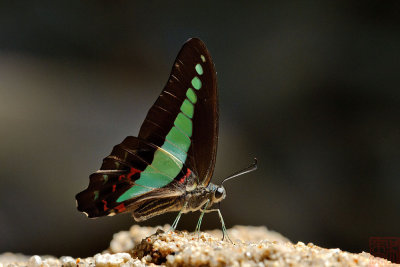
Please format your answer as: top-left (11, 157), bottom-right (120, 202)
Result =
top-left (180, 99), bottom-right (194, 118)
top-left (150, 148), bottom-right (183, 177)
top-left (174, 112), bottom-right (192, 137)
top-left (195, 64), bottom-right (203, 75)
top-left (162, 140), bottom-right (187, 163)
top-left (191, 77), bottom-right (202, 90)
top-left (136, 172), bottom-right (173, 187)
top-left (166, 127), bottom-right (191, 153)
top-left (186, 88), bottom-right (197, 104)
top-left (118, 186), bottom-right (150, 202)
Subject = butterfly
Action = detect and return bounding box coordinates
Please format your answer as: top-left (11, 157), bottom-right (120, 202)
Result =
top-left (75, 38), bottom-right (257, 239)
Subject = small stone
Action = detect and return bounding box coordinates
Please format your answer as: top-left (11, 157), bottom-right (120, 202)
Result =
top-left (60, 256), bottom-right (75, 266)
top-left (27, 255), bottom-right (41, 267)
top-left (110, 231), bottom-right (134, 253)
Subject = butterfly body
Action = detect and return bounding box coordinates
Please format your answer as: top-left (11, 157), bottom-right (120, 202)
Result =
top-left (131, 181), bottom-right (225, 222)
top-left (76, 38), bottom-right (225, 223)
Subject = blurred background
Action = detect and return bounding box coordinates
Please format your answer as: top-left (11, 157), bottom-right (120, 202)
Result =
top-left (1, 0), bottom-right (399, 260)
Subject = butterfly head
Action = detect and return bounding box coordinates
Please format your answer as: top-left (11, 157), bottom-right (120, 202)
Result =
top-left (212, 185), bottom-right (226, 203)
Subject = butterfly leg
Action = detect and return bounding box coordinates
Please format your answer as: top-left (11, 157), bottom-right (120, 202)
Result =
top-left (198, 207), bottom-right (233, 243)
top-left (194, 200), bottom-right (210, 238)
top-left (170, 201), bottom-right (188, 231)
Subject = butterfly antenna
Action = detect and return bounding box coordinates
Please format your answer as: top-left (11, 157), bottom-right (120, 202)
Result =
top-left (221, 158), bottom-right (258, 186)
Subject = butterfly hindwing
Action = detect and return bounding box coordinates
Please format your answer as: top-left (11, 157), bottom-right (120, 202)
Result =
top-left (76, 136), bottom-right (186, 217)
top-left (76, 171), bottom-right (135, 217)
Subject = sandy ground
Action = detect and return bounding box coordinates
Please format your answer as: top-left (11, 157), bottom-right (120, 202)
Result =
top-left (0, 225), bottom-right (396, 266)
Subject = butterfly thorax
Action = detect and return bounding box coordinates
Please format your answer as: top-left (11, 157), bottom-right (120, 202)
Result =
top-left (182, 183), bottom-right (226, 213)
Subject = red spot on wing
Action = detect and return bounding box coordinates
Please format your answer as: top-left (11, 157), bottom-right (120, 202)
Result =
top-left (114, 203), bottom-right (126, 212)
top-left (112, 184), bottom-right (116, 192)
top-left (119, 168), bottom-right (141, 181)
top-left (102, 200), bottom-right (108, 211)
top-left (127, 167), bottom-right (141, 180)
top-left (179, 169), bottom-right (191, 184)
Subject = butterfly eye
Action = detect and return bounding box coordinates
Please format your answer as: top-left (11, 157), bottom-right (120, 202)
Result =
top-left (214, 187), bottom-right (225, 199)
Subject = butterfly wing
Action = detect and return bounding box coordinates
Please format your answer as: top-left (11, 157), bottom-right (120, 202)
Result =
top-left (76, 136), bottom-right (187, 218)
top-left (139, 38), bottom-right (218, 186)
top-left (76, 38), bottom-right (218, 218)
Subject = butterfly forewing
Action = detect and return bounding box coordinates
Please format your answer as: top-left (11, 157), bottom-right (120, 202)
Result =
top-left (139, 38), bottom-right (218, 185)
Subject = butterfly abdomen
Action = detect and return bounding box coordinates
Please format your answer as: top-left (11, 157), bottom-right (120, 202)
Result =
top-left (132, 196), bottom-right (184, 221)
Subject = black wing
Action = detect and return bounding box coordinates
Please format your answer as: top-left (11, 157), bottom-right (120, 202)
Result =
top-left (138, 38), bottom-right (218, 185)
